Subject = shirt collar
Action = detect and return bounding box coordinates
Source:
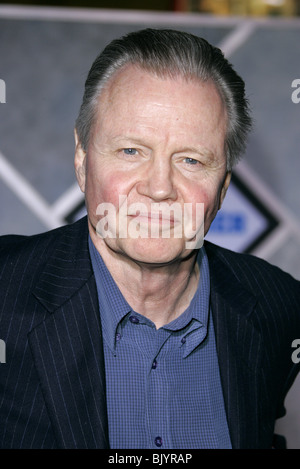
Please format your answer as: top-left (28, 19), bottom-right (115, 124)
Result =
top-left (163, 247), bottom-right (210, 357)
top-left (89, 236), bottom-right (132, 352)
top-left (89, 236), bottom-right (210, 356)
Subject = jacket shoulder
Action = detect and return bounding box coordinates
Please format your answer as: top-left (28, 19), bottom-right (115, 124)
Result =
top-left (0, 217), bottom-right (86, 257)
top-left (205, 241), bottom-right (300, 290)
top-left (0, 225), bottom-right (64, 273)
top-left (0, 218), bottom-right (88, 289)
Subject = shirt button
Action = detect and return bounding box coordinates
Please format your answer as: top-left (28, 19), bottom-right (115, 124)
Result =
top-left (115, 332), bottom-right (122, 341)
top-left (155, 436), bottom-right (163, 447)
top-left (152, 359), bottom-right (158, 369)
top-left (181, 336), bottom-right (186, 344)
top-left (129, 315), bottom-right (139, 324)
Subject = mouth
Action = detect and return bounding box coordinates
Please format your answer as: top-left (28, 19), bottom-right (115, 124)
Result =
top-left (127, 212), bottom-right (177, 226)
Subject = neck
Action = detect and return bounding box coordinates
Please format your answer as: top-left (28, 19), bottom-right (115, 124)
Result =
top-left (90, 230), bottom-right (199, 329)
top-left (117, 258), bottom-right (199, 329)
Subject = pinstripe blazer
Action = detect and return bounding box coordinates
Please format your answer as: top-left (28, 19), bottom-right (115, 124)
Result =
top-left (0, 216), bottom-right (299, 449)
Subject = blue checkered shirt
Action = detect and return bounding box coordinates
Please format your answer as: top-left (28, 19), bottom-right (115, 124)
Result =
top-left (89, 237), bottom-right (232, 449)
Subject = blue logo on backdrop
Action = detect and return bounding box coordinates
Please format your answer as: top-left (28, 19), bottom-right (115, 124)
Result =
top-left (210, 212), bottom-right (246, 234)
top-left (205, 173), bottom-right (278, 253)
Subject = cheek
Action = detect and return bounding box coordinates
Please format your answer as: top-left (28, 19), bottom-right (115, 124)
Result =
top-left (85, 165), bottom-right (131, 210)
top-left (189, 184), bottom-right (221, 225)
top-left (188, 184), bottom-right (216, 210)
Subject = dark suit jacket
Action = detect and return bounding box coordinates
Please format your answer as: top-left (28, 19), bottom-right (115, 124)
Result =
top-left (0, 217), bottom-right (299, 449)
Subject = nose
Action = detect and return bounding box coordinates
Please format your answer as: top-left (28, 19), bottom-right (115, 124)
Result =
top-left (136, 155), bottom-right (177, 202)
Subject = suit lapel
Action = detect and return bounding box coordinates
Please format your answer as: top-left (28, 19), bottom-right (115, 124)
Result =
top-left (206, 243), bottom-right (263, 449)
top-left (28, 218), bottom-right (109, 448)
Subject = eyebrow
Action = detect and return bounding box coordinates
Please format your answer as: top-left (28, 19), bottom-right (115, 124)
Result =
top-left (177, 146), bottom-right (217, 165)
top-left (109, 136), bottom-right (217, 162)
top-left (110, 135), bottom-right (145, 144)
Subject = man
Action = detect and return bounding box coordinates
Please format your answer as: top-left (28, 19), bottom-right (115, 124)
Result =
top-left (0, 29), bottom-right (299, 449)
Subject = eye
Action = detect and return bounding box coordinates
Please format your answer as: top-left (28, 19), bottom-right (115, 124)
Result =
top-left (123, 148), bottom-right (138, 156)
top-left (184, 157), bottom-right (199, 165)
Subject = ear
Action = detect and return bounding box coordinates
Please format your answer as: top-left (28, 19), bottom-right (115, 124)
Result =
top-left (74, 129), bottom-right (87, 193)
top-left (219, 171), bottom-right (231, 209)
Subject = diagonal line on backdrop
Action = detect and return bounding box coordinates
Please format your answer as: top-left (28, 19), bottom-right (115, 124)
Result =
top-left (0, 150), bottom-right (64, 230)
top-left (217, 19), bottom-right (257, 57)
top-left (50, 182), bottom-right (84, 219)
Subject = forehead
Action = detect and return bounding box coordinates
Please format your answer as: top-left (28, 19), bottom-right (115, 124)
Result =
top-left (91, 64), bottom-right (227, 153)
top-left (99, 64), bottom-right (225, 115)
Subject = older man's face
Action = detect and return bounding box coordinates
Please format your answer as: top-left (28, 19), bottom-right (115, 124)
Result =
top-left (75, 65), bottom-right (231, 265)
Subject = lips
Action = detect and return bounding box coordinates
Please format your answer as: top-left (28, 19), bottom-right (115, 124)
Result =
top-left (127, 211), bottom-right (176, 224)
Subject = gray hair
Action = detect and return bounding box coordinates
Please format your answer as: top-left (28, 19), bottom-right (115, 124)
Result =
top-left (75, 28), bottom-right (252, 170)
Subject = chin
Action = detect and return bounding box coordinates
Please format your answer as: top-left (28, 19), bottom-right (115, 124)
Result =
top-left (117, 238), bottom-right (194, 266)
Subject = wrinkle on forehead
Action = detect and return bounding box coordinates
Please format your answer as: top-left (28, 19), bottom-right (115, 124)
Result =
top-left (90, 64), bottom-right (227, 165)
top-left (98, 63), bottom-right (225, 116)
